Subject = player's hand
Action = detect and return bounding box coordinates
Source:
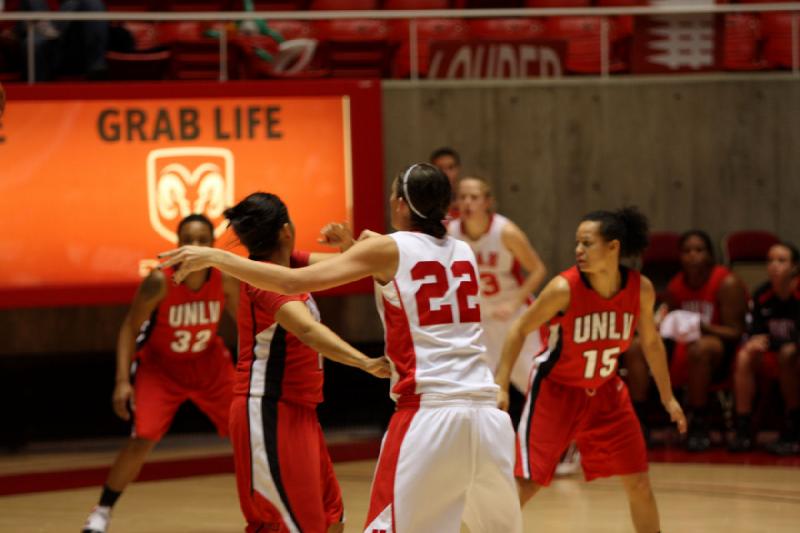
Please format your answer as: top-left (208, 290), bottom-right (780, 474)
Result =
top-left (745, 334), bottom-right (769, 352)
top-left (654, 303), bottom-right (669, 327)
top-left (112, 381), bottom-right (135, 421)
top-left (363, 356), bottom-right (392, 378)
top-left (357, 229), bottom-right (382, 242)
top-left (496, 387), bottom-right (510, 411)
top-left (662, 395), bottom-right (687, 434)
top-left (318, 222), bottom-right (355, 251)
top-left (490, 303), bottom-right (516, 321)
top-left (158, 246), bottom-right (221, 284)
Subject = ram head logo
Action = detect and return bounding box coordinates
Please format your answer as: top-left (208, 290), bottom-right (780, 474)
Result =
top-left (146, 147), bottom-right (235, 244)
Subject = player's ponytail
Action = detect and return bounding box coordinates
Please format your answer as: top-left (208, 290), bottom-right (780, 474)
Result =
top-left (394, 163), bottom-right (450, 238)
top-left (224, 192), bottom-right (289, 260)
top-left (582, 206), bottom-right (649, 259)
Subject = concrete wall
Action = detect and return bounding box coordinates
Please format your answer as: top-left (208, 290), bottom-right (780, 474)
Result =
top-left (382, 75), bottom-right (800, 273)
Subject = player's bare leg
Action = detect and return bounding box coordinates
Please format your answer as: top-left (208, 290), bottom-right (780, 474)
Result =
top-left (620, 472), bottom-right (661, 533)
top-left (517, 478), bottom-right (542, 506)
top-left (83, 438), bottom-right (157, 532)
top-left (327, 522), bottom-right (344, 533)
top-left (105, 437), bottom-right (158, 491)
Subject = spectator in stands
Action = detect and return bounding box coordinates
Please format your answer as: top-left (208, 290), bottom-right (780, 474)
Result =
top-left (18, 0), bottom-right (108, 81)
top-left (430, 146), bottom-right (462, 218)
top-left (626, 230), bottom-right (748, 451)
top-left (729, 242), bottom-right (800, 455)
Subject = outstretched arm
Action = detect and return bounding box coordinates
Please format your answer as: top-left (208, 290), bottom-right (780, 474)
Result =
top-left (501, 221), bottom-right (547, 308)
top-left (275, 301), bottom-right (391, 378)
top-left (495, 275), bottom-right (570, 410)
top-left (638, 276), bottom-right (688, 434)
top-left (159, 234), bottom-right (398, 295)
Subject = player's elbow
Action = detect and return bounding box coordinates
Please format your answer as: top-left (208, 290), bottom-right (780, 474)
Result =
top-left (280, 273), bottom-right (304, 295)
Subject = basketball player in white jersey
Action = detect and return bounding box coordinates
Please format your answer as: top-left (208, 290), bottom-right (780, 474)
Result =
top-left (449, 176), bottom-right (546, 393)
top-left (160, 164), bottom-right (523, 533)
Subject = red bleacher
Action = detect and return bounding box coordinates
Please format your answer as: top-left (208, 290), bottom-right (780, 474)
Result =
top-left (0, 0), bottom-right (798, 80)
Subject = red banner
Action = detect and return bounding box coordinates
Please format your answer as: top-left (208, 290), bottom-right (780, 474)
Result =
top-left (0, 81), bottom-right (384, 307)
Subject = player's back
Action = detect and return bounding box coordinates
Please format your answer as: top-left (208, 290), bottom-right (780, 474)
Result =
top-left (375, 231), bottom-right (497, 403)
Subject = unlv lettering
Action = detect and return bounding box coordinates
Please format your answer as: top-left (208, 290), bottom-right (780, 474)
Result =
top-left (476, 252), bottom-right (498, 267)
top-left (168, 301), bottom-right (221, 327)
top-left (573, 312), bottom-right (635, 343)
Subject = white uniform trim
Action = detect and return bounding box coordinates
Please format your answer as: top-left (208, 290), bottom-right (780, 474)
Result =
top-left (246, 322), bottom-right (301, 533)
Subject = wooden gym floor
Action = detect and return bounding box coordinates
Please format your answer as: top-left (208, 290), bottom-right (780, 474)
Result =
top-left (1, 433), bottom-right (799, 532)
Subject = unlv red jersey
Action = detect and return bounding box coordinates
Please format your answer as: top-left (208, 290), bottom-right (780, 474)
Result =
top-left (139, 267), bottom-right (226, 359)
top-left (235, 252), bottom-right (323, 407)
top-left (667, 265), bottom-right (730, 325)
top-left (541, 266), bottom-right (640, 389)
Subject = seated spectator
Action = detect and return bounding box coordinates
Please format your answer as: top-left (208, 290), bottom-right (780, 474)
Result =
top-left (730, 242), bottom-right (800, 455)
top-left (18, 0), bottom-right (109, 81)
top-left (626, 230), bottom-right (748, 451)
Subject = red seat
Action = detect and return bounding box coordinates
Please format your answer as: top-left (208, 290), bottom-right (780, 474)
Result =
top-left (524, 0), bottom-right (590, 7)
top-left (390, 18), bottom-right (468, 77)
top-left (106, 50), bottom-right (172, 80)
top-left (456, 0), bottom-right (521, 7)
top-left (310, 0), bottom-right (378, 9)
top-left (595, 0), bottom-right (644, 5)
top-left (545, 16), bottom-right (627, 73)
top-left (723, 230), bottom-right (780, 293)
top-left (314, 19), bottom-right (396, 77)
top-left (723, 230), bottom-right (780, 263)
top-left (641, 231), bottom-right (681, 295)
top-left (105, 0), bottom-right (154, 11)
top-left (383, 0), bottom-right (450, 8)
top-left (265, 20), bottom-right (317, 40)
top-left (122, 22), bottom-right (162, 51)
top-left (761, 13), bottom-right (796, 68)
top-left (165, 0), bottom-right (232, 10)
top-left (158, 22), bottom-right (242, 80)
top-left (468, 18), bottom-right (546, 41)
top-left (722, 14), bottom-right (766, 71)
top-left (249, 0), bottom-right (309, 9)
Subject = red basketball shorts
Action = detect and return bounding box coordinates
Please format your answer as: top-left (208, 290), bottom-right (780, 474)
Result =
top-left (516, 375), bottom-right (647, 486)
top-left (132, 342), bottom-right (234, 441)
top-left (230, 395), bottom-right (344, 533)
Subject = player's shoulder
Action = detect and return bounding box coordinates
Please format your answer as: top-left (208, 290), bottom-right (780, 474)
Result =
top-left (140, 268), bottom-right (168, 298)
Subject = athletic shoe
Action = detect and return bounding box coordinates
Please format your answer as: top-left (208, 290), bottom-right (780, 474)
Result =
top-left (765, 431), bottom-right (800, 456)
top-left (81, 505), bottom-right (110, 533)
top-left (686, 427), bottom-right (711, 452)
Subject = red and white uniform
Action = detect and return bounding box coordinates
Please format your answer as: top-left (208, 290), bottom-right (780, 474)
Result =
top-left (365, 232), bottom-right (522, 533)
top-left (230, 251), bottom-right (344, 533)
top-left (133, 267), bottom-right (234, 441)
top-left (449, 214), bottom-right (542, 392)
top-left (668, 265), bottom-right (731, 326)
top-left (666, 265), bottom-right (734, 385)
top-left (517, 266), bottom-right (647, 486)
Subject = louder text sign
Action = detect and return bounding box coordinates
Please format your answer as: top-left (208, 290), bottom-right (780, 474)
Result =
top-left (427, 40), bottom-right (566, 79)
